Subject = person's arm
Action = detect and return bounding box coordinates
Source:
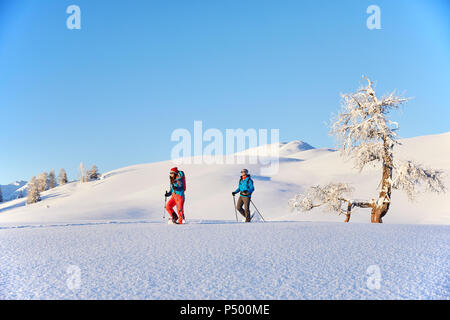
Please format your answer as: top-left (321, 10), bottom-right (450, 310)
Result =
top-left (172, 182), bottom-right (181, 191)
top-left (172, 174), bottom-right (184, 192)
top-left (232, 181), bottom-right (240, 195)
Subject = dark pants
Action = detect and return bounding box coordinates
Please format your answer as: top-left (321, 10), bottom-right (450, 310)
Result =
top-left (236, 196), bottom-right (251, 222)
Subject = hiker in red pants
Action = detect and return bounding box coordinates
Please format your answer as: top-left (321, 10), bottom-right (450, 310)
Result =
top-left (165, 167), bottom-right (186, 224)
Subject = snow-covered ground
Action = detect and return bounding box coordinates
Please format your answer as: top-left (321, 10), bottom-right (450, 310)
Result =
top-left (1, 220), bottom-right (448, 299)
top-left (0, 132), bottom-right (449, 299)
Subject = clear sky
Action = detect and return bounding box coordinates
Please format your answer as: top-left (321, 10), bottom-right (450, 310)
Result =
top-left (1, 0), bottom-right (449, 183)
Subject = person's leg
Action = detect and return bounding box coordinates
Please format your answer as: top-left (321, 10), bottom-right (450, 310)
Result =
top-left (175, 195), bottom-right (185, 223)
top-left (166, 197), bottom-right (178, 221)
top-left (236, 196), bottom-right (245, 218)
top-left (243, 197), bottom-right (251, 222)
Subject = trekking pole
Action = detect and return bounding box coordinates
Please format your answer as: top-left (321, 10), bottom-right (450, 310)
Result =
top-left (232, 194), bottom-right (238, 222)
top-left (250, 199), bottom-right (265, 222)
top-left (163, 193), bottom-right (167, 220)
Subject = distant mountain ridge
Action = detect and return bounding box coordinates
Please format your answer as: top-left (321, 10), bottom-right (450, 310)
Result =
top-left (0, 181), bottom-right (27, 202)
top-left (235, 140), bottom-right (315, 157)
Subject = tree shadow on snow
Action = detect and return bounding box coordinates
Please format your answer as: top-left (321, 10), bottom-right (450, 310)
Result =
top-left (0, 201), bottom-right (26, 213)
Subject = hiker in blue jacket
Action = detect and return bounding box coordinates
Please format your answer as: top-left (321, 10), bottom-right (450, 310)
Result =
top-left (232, 169), bottom-right (255, 222)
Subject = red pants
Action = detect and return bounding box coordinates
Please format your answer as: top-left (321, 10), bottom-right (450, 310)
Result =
top-left (166, 194), bottom-right (185, 223)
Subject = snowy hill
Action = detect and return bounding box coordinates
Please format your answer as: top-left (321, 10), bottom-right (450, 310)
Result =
top-left (235, 140), bottom-right (315, 157)
top-left (0, 181), bottom-right (27, 202)
top-left (0, 133), bottom-right (449, 226)
top-left (0, 132), bottom-right (449, 299)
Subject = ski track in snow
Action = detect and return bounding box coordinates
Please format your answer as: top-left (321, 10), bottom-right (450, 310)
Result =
top-left (0, 220), bottom-right (448, 300)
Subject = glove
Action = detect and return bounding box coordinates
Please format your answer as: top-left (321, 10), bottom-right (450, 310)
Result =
top-left (165, 191), bottom-right (171, 197)
top-left (232, 191), bottom-right (237, 196)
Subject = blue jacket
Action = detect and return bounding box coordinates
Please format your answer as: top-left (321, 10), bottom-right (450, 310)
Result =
top-left (167, 171), bottom-right (185, 199)
top-left (234, 175), bottom-right (254, 197)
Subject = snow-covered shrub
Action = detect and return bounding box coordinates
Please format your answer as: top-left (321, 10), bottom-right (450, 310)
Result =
top-left (48, 170), bottom-right (56, 189)
top-left (37, 172), bottom-right (48, 192)
top-left (87, 165), bottom-right (100, 181)
top-left (26, 177), bottom-right (41, 204)
top-left (58, 168), bottom-right (68, 185)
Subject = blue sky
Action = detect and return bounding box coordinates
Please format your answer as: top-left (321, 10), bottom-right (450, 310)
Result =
top-left (1, 0), bottom-right (449, 183)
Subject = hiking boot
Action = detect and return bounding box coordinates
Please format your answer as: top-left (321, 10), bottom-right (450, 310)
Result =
top-left (170, 212), bottom-right (179, 224)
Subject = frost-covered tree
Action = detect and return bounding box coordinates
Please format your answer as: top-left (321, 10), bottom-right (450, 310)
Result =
top-left (58, 168), bottom-right (68, 185)
top-left (37, 171), bottom-right (48, 192)
top-left (289, 77), bottom-right (446, 223)
top-left (48, 170), bottom-right (56, 189)
top-left (79, 162), bottom-right (86, 183)
top-left (26, 176), bottom-right (41, 204)
top-left (87, 165), bottom-right (100, 181)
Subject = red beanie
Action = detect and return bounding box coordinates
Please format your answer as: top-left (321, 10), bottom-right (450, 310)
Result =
top-left (170, 167), bottom-right (179, 173)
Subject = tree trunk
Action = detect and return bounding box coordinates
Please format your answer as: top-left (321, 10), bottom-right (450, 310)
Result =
top-left (344, 202), bottom-right (352, 223)
top-left (371, 207), bottom-right (385, 223)
top-left (371, 137), bottom-right (393, 223)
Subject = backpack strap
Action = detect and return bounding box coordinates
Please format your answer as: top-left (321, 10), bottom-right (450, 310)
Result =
top-left (246, 175), bottom-right (253, 188)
